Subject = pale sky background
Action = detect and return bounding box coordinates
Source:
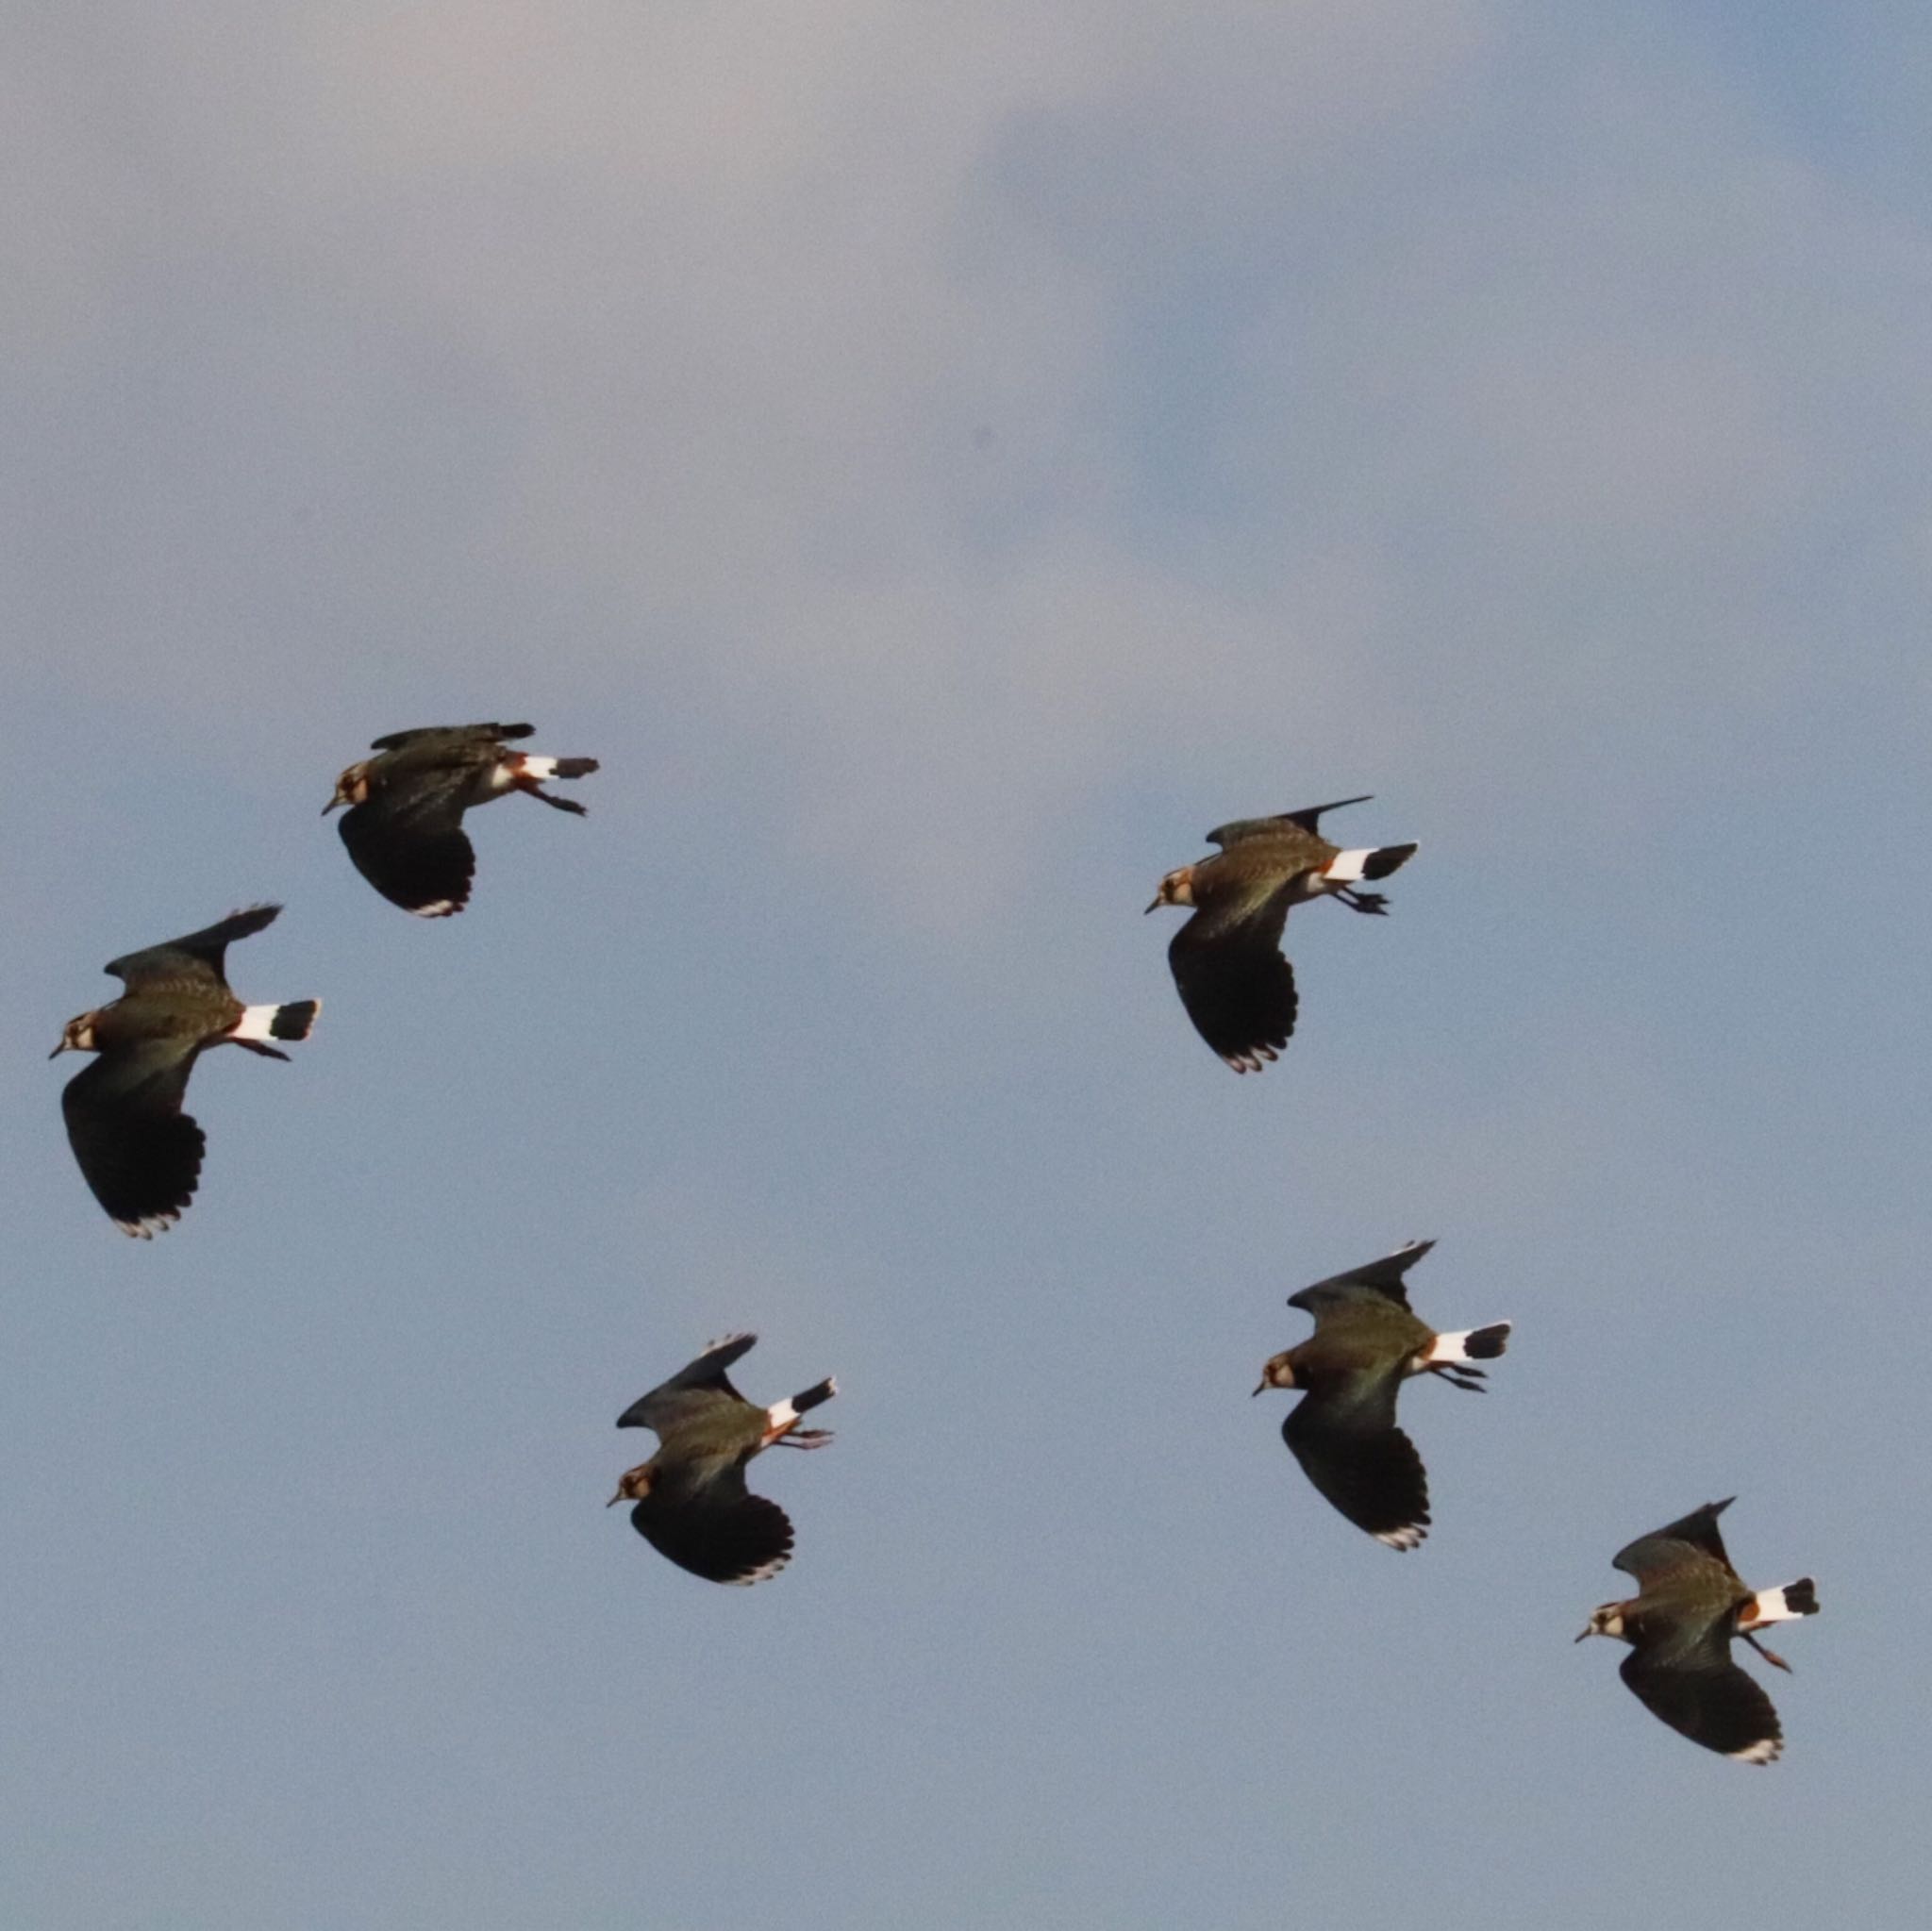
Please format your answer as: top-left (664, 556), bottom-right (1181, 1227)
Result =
top-left (4, 4), bottom-right (1929, 1927)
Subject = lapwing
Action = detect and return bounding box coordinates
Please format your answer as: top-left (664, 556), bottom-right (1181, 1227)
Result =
top-left (1577, 1497), bottom-right (1819, 1763)
top-left (325, 722), bottom-right (599, 916)
top-left (51, 905), bottom-right (320, 1237)
top-left (1254, 1240), bottom-right (1508, 1549)
top-left (1146, 797), bottom-right (1417, 1072)
top-left (609, 1333), bottom-right (837, 1586)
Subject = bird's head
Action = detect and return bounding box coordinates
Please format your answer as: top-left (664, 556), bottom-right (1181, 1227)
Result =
top-left (607, 1462), bottom-right (656, 1507)
top-left (49, 1012), bottom-right (98, 1058)
top-left (324, 762), bottom-right (373, 815)
top-left (1575, 1602), bottom-right (1629, 1644)
top-left (1145, 866), bottom-right (1195, 914)
top-left (1253, 1352), bottom-right (1296, 1396)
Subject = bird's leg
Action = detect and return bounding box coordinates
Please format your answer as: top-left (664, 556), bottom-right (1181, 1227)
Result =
top-left (230, 1039), bottom-right (292, 1061)
top-left (517, 780), bottom-right (588, 815)
top-left (774, 1427), bottom-right (836, 1449)
top-left (1335, 888), bottom-right (1389, 915)
top-left (1741, 1630), bottom-right (1793, 1673)
top-left (1427, 1362), bottom-right (1487, 1392)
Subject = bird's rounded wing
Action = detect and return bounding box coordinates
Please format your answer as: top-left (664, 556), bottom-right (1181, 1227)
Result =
top-left (105, 905), bottom-right (280, 989)
top-left (1281, 1372), bottom-right (1429, 1549)
top-left (338, 785), bottom-right (478, 917)
top-left (1289, 1240), bottom-right (1437, 1317)
top-left (368, 722), bottom-right (532, 751)
top-left (1614, 1499), bottom-right (1738, 1586)
top-left (629, 1465), bottom-right (796, 1586)
top-left (1207, 796), bottom-right (1372, 847)
top-left (618, 1333), bottom-right (760, 1433)
top-left (1167, 896), bottom-right (1297, 1073)
top-left (60, 1045), bottom-right (204, 1236)
top-left (1619, 1644), bottom-right (1783, 1761)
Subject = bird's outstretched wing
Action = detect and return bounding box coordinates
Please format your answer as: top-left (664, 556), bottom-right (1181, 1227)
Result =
top-left (338, 780), bottom-right (478, 917)
top-left (629, 1463), bottom-right (795, 1586)
top-left (1167, 893), bottom-right (1297, 1073)
top-left (368, 722), bottom-right (532, 751)
top-left (1619, 1641), bottom-right (1782, 1762)
top-left (60, 1042), bottom-right (204, 1236)
top-left (618, 1334), bottom-right (759, 1433)
top-left (1614, 1499), bottom-right (1738, 1586)
top-left (1281, 1370), bottom-right (1429, 1549)
top-left (1207, 797), bottom-right (1372, 847)
top-left (105, 905), bottom-right (280, 989)
top-left (1290, 1240), bottom-right (1437, 1317)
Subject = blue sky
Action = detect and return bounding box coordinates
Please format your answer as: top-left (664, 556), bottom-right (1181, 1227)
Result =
top-left (4, 4), bottom-right (1929, 1926)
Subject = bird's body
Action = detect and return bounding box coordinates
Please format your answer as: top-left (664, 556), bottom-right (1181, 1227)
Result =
top-left (610, 1333), bottom-right (837, 1586)
top-left (326, 722), bottom-right (598, 916)
top-left (1256, 1240), bottom-right (1508, 1550)
top-left (1579, 1498), bottom-right (1818, 1763)
top-left (51, 906), bottom-right (320, 1237)
top-left (1147, 797), bottom-right (1416, 1072)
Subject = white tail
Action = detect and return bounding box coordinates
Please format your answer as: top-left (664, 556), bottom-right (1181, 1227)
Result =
top-left (1325, 842), bottom-right (1418, 884)
top-left (1742, 1579), bottom-right (1818, 1627)
top-left (230, 999), bottom-right (321, 1044)
top-left (1426, 1323), bottom-right (1511, 1365)
top-left (1325, 848), bottom-right (1378, 883)
top-left (492, 752), bottom-right (598, 789)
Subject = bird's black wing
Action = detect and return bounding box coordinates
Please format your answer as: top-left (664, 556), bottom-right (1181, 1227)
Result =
top-left (1614, 1499), bottom-right (1738, 1586)
top-left (630, 1463), bottom-right (795, 1586)
top-left (1289, 1240), bottom-right (1436, 1315)
top-left (1619, 1639), bottom-right (1783, 1761)
top-left (338, 778), bottom-right (478, 917)
top-left (60, 1043), bottom-right (204, 1236)
top-left (1207, 797), bottom-right (1372, 847)
top-left (368, 722), bottom-right (532, 751)
top-left (1167, 891), bottom-right (1297, 1074)
top-left (105, 905), bottom-right (280, 989)
top-left (618, 1334), bottom-right (759, 1431)
top-left (1281, 1370), bottom-right (1429, 1549)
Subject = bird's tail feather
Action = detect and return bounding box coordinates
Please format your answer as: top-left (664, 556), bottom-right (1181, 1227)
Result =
top-left (1325, 841), bottom-right (1419, 884)
top-left (1427, 1322), bottom-right (1511, 1365)
top-left (232, 999), bottom-right (321, 1045)
top-left (1743, 1578), bottom-right (1819, 1627)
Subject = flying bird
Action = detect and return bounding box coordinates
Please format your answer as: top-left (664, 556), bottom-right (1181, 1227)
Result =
top-left (1254, 1240), bottom-right (1508, 1549)
top-left (51, 905), bottom-right (320, 1237)
top-left (1577, 1497), bottom-right (1819, 1763)
top-left (325, 722), bottom-right (599, 916)
top-left (1146, 797), bottom-right (1416, 1071)
top-left (609, 1333), bottom-right (837, 1586)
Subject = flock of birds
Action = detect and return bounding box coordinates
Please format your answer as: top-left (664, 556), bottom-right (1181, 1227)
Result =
top-left (47, 723), bottom-right (1820, 1764)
